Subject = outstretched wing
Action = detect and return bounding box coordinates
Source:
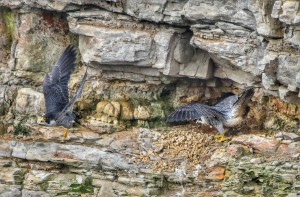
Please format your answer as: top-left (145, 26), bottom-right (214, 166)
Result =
top-left (43, 45), bottom-right (77, 117)
top-left (166, 103), bottom-right (224, 122)
top-left (56, 67), bottom-right (88, 122)
top-left (212, 94), bottom-right (238, 113)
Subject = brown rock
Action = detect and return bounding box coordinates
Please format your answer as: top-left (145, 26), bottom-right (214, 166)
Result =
top-left (205, 167), bottom-right (225, 181)
top-left (96, 101), bottom-right (110, 113)
top-left (96, 101), bottom-right (120, 118)
top-left (119, 101), bottom-right (134, 120)
top-left (277, 142), bottom-right (300, 155)
top-left (103, 102), bottom-right (118, 118)
top-left (76, 99), bottom-right (94, 111)
top-left (134, 105), bottom-right (151, 120)
top-left (231, 135), bottom-right (280, 154)
top-left (227, 144), bottom-right (248, 158)
top-left (110, 101), bottom-right (121, 118)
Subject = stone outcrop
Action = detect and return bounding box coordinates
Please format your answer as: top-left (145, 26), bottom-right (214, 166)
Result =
top-left (0, 0), bottom-right (300, 196)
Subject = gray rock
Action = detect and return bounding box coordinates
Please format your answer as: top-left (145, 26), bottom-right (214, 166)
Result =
top-left (279, 132), bottom-right (300, 142)
top-left (22, 189), bottom-right (51, 197)
top-left (277, 1), bottom-right (300, 25)
top-left (179, 49), bottom-right (214, 79)
top-left (125, 0), bottom-right (167, 23)
top-left (15, 88), bottom-right (45, 115)
top-left (0, 140), bottom-right (132, 170)
top-left (277, 55), bottom-right (300, 89)
top-left (0, 184), bottom-right (21, 197)
top-left (0, 85), bottom-right (6, 116)
top-left (182, 0), bottom-right (256, 29)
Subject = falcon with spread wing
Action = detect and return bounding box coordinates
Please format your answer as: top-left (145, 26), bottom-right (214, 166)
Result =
top-left (41, 45), bottom-right (87, 130)
top-left (166, 88), bottom-right (254, 136)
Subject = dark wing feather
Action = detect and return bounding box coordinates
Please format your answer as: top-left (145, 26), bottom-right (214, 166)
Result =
top-left (213, 94), bottom-right (238, 112)
top-left (43, 75), bottom-right (68, 117)
top-left (166, 103), bottom-right (224, 122)
top-left (56, 68), bottom-right (88, 122)
top-left (51, 45), bottom-right (77, 84)
top-left (43, 45), bottom-right (77, 117)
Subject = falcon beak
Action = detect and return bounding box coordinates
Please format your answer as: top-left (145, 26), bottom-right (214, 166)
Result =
top-left (41, 117), bottom-right (47, 122)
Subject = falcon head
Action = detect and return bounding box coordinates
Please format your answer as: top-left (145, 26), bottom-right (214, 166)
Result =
top-left (40, 114), bottom-right (56, 125)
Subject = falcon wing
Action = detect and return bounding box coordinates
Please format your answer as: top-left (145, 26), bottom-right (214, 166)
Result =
top-left (166, 103), bottom-right (224, 122)
top-left (212, 94), bottom-right (238, 112)
top-left (56, 67), bottom-right (88, 122)
top-left (213, 87), bottom-right (254, 115)
top-left (43, 45), bottom-right (77, 117)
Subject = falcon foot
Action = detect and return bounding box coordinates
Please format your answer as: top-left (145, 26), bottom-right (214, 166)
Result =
top-left (63, 128), bottom-right (69, 139)
top-left (214, 134), bottom-right (230, 143)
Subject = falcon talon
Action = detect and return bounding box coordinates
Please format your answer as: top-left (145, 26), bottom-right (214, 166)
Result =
top-left (214, 135), bottom-right (229, 143)
top-left (166, 87), bottom-right (254, 136)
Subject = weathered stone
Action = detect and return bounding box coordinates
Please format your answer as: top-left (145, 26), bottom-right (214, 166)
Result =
top-left (15, 88), bottom-right (45, 115)
top-left (0, 184), bottom-right (21, 197)
top-left (179, 49), bottom-right (214, 79)
top-left (277, 55), bottom-right (300, 89)
top-left (0, 141), bottom-right (14, 157)
top-left (205, 167), bottom-right (225, 181)
top-left (277, 1), bottom-right (300, 25)
top-left (119, 101), bottom-right (134, 120)
top-left (277, 142), bottom-right (300, 155)
top-left (133, 105), bottom-right (151, 120)
top-left (206, 149), bottom-right (232, 167)
top-left (21, 189), bottom-right (51, 197)
top-left (0, 85), bottom-right (6, 116)
top-left (95, 137), bottom-right (114, 147)
top-left (15, 11), bottom-right (72, 74)
top-left (125, 0), bottom-right (167, 23)
top-left (98, 182), bottom-right (117, 197)
top-left (231, 135), bottom-right (280, 154)
top-left (96, 101), bottom-right (110, 113)
top-left (182, 1), bottom-right (256, 29)
top-left (0, 140), bottom-right (131, 170)
top-left (262, 73), bottom-right (276, 90)
top-left (226, 144), bottom-right (248, 158)
top-left (276, 132), bottom-right (300, 142)
top-left (0, 168), bottom-right (26, 185)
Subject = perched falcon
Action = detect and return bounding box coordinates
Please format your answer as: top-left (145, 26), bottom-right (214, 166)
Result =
top-left (166, 88), bottom-right (254, 135)
top-left (41, 45), bottom-right (87, 129)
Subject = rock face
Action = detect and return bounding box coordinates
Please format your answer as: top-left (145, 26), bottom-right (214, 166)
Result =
top-left (0, 0), bottom-right (300, 196)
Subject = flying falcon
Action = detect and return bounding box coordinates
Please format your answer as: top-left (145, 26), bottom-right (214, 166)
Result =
top-left (166, 88), bottom-right (254, 137)
top-left (41, 45), bottom-right (87, 135)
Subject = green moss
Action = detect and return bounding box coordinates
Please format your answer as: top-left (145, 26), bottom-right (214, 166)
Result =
top-left (224, 163), bottom-right (296, 197)
top-left (0, 123), bottom-right (6, 135)
top-left (262, 96), bottom-right (269, 104)
top-left (1, 8), bottom-right (15, 41)
top-left (69, 177), bottom-right (94, 194)
top-left (14, 123), bottom-right (30, 136)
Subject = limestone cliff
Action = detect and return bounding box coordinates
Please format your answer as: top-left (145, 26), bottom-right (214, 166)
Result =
top-left (0, 0), bottom-right (300, 196)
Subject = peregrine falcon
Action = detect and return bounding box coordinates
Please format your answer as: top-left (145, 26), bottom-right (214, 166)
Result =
top-left (166, 88), bottom-right (254, 135)
top-left (41, 45), bottom-right (87, 129)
